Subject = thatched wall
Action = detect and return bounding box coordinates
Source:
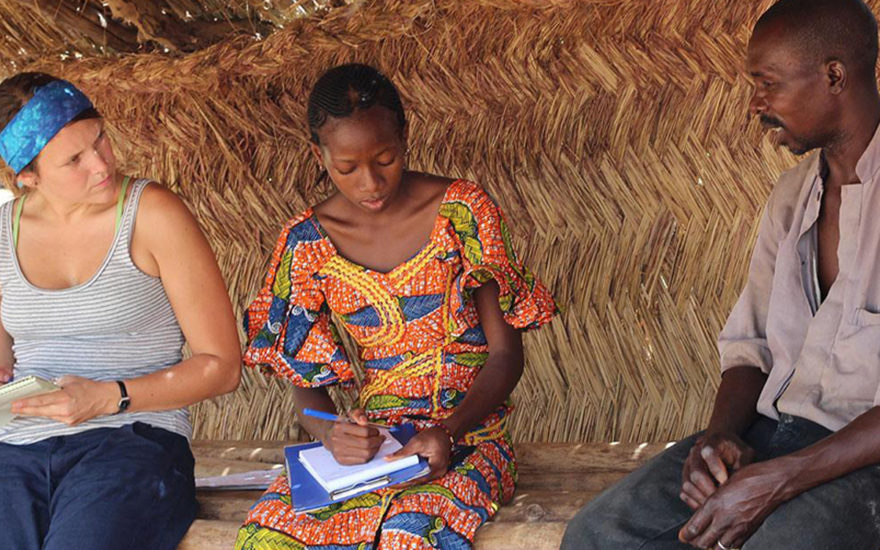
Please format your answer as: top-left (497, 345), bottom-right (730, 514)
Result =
top-left (15, 0), bottom-right (810, 442)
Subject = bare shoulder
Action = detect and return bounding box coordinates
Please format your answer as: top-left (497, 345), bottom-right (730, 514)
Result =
top-left (135, 182), bottom-right (198, 230)
top-left (313, 191), bottom-right (341, 218)
top-left (131, 181), bottom-right (209, 270)
top-left (408, 172), bottom-right (457, 203)
top-left (125, 183), bottom-right (204, 276)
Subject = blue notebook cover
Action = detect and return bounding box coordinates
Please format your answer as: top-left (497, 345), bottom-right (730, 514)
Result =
top-left (285, 423), bottom-right (430, 512)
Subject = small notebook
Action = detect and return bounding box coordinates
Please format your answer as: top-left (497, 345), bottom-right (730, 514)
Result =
top-left (0, 376), bottom-right (60, 427)
top-left (299, 434), bottom-right (420, 493)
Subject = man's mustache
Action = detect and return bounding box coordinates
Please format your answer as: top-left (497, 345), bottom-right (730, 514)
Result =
top-left (760, 115), bottom-right (783, 129)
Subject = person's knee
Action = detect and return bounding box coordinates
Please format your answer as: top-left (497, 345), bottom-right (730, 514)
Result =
top-left (741, 497), bottom-right (880, 550)
top-left (378, 510), bottom-right (471, 549)
top-left (560, 505), bottom-right (607, 550)
top-left (46, 457), bottom-right (196, 550)
top-left (560, 438), bottom-right (700, 550)
top-left (739, 471), bottom-right (880, 550)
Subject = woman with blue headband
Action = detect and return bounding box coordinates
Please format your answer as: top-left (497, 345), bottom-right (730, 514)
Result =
top-left (0, 72), bottom-right (241, 550)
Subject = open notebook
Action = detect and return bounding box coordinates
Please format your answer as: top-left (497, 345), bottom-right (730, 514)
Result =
top-left (0, 376), bottom-right (59, 427)
top-left (285, 424), bottom-right (429, 511)
top-left (299, 433), bottom-right (419, 493)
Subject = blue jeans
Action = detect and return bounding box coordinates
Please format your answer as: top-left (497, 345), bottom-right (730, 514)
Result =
top-left (561, 415), bottom-right (880, 549)
top-left (0, 422), bottom-right (198, 550)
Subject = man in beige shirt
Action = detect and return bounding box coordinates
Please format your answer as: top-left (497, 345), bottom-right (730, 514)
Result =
top-left (562, 1), bottom-right (880, 549)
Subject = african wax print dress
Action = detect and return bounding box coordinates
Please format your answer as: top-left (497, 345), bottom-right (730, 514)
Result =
top-left (235, 180), bottom-right (557, 550)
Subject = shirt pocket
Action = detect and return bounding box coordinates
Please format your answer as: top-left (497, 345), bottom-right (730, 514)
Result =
top-left (855, 307), bottom-right (880, 326)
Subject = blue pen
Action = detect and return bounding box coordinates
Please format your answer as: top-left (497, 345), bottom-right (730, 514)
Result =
top-left (301, 408), bottom-right (398, 432)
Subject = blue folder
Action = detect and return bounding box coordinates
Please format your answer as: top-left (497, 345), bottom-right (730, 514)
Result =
top-left (285, 423), bottom-right (430, 512)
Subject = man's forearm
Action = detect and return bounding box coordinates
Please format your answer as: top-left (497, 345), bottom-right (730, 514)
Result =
top-left (705, 366), bottom-right (768, 436)
top-left (776, 406), bottom-right (880, 498)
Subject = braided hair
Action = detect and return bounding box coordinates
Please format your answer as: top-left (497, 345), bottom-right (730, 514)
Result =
top-left (307, 64), bottom-right (406, 145)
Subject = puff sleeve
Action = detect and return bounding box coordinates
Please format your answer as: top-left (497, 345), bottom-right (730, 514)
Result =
top-left (243, 216), bottom-right (354, 387)
top-left (443, 182), bottom-right (557, 332)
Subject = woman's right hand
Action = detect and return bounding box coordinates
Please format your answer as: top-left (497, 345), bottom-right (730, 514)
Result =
top-left (321, 408), bottom-right (386, 465)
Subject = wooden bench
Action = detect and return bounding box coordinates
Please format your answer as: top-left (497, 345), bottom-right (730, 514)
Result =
top-left (180, 441), bottom-right (670, 550)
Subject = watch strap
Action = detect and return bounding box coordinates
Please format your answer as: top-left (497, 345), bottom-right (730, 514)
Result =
top-left (115, 380), bottom-right (130, 414)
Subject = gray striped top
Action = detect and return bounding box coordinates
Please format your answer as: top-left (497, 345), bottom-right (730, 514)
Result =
top-left (0, 179), bottom-right (190, 445)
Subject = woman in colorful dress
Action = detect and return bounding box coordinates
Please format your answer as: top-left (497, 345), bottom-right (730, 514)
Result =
top-left (236, 63), bottom-right (556, 550)
top-left (0, 72), bottom-right (242, 550)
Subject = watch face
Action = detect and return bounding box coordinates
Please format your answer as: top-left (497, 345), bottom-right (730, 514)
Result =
top-left (118, 396), bottom-right (131, 412)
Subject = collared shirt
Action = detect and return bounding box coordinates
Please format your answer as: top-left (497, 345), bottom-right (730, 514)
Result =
top-left (719, 123), bottom-right (880, 432)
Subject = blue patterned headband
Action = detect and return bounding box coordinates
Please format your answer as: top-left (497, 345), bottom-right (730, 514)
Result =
top-left (0, 80), bottom-right (94, 174)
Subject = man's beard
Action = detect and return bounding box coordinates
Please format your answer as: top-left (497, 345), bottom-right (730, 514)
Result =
top-left (760, 115), bottom-right (818, 155)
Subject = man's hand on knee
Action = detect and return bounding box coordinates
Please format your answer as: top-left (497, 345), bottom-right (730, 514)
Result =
top-left (680, 433), bottom-right (756, 510)
top-left (678, 458), bottom-right (791, 549)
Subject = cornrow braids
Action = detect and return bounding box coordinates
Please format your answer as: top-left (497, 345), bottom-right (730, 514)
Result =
top-left (307, 64), bottom-right (406, 145)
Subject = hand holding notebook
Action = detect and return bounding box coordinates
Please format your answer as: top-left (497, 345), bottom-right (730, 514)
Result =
top-left (0, 375), bottom-right (60, 427)
top-left (385, 423), bottom-right (456, 481)
top-left (299, 435), bottom-right (419, 493)
top-left (285, 423), bottom-right (429, 511)
top-left (303, 407), bottom-right (394, 466)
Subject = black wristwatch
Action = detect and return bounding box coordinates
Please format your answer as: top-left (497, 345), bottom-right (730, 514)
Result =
top-left (115, 380), bottom-right (131, 414)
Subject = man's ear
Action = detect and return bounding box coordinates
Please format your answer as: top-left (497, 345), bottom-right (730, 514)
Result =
top-left (826, 59), bottom-right (847, 95)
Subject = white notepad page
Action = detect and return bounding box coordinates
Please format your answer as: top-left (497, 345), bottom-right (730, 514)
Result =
top-left (0, 376), bottom-right (60, 427)
top-left (299, 435), bottom-right (420, 493)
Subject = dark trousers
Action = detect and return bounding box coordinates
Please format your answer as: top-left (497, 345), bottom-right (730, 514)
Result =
top-left (0, 422), bottom-right (198, 550)
top-left (561, 414), bottom-right (880, 549)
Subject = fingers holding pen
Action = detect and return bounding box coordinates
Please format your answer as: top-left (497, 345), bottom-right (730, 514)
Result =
top-left (349, 407), bottom-right (370, 426)
top-left (308, 407), bottom-right (386, 465)
top-left (325, 422), bottom-right (385, 464)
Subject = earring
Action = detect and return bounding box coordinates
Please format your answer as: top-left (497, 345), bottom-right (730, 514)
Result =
top-left (16, 181), bottom-right (23, 189)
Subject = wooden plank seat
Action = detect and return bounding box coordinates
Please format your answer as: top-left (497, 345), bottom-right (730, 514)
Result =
top-left (180, 441), bottom-right (670, 550)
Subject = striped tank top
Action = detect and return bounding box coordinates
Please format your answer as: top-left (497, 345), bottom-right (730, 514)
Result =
top-left (0, 179), bottom-right (190, 445)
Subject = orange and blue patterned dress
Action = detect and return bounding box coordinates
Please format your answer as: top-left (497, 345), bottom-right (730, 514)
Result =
top-left (235, 180), bottom-right (557, 549)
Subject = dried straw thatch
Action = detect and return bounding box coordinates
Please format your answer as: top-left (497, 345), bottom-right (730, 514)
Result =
top-left (7, 0), bottom-right (822, 442)
top-left (0, 0), bottom-right (345, 72)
